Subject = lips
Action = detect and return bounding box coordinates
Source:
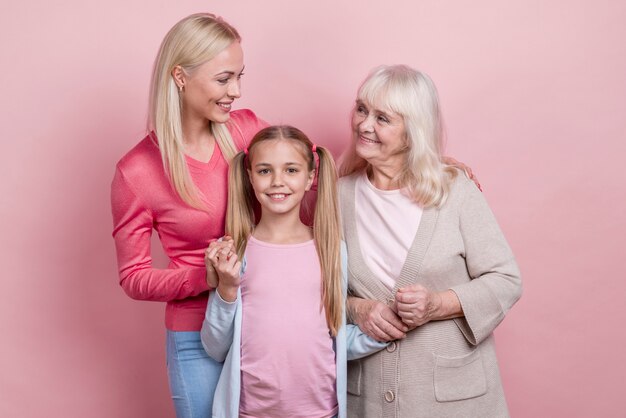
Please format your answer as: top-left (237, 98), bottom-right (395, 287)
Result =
top-left (359, 135), bottom-right (380, 144)
top-left (217, 101), bottom-right (232, 111)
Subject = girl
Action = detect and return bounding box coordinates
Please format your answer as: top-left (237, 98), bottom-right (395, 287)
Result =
top-left (200, 126), bottom-right (384, 418)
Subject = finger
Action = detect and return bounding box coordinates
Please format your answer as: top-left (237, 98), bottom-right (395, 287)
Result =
top-left (379, 308), bottom-right (409, 333)
top-left (368, 322), bottom-right (401, 342)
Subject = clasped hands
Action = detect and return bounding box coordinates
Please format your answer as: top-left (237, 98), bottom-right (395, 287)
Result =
top-left (204, 236), bottom-right (241, 302)
top-left (350, 285), bottom-right (450, 342)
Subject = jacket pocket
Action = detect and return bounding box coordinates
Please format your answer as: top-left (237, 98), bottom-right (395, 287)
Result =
top-left (433, 348), bottom-right (487, 402)
top-left (347, 359), bottom-right (361, 396)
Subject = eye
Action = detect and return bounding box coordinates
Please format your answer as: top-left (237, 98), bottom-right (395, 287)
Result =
top-left (286, 167), bottom-right (299, 174)
top-left (356, 105), bottom-right (367, 115)
top-left (217, 77), bottom-right (230, 85)
top-left (257, 168), bottom-right (270, 175)
top-left (237, 72), bottom-right (245, 80)
top-left (377, 114), bottom-right (390, 124)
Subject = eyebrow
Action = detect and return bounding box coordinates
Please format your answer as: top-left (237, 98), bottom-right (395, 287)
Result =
top-left (214, 65), bottom-right (245, 77)
top-left (254, 161), bottom-right (304, 168)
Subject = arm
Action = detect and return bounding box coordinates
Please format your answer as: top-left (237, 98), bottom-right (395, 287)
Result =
top-left (111, 168), bottom-right (208, 301)
top-left (200, 244), bottom-right (243, 361)
top-left (394, 183), bottom-right (521, 340)
top-left (345, 323), bottom-right (388, 360)
top-left (450, 182), bottom-right (522, 345)
top-left (200, 289), bottom-right (238, 362)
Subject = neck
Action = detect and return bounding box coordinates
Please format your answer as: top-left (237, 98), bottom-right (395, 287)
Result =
top-left (180, 115), bottom-right (215, 163)
top-left (368, 162), bottom-right (402, 190)
top-left (253, 210), bottom-right (313, 244)
top-left (181, 115), bottom-right (213, 146)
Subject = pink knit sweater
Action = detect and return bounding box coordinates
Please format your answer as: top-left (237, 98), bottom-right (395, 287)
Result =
top-left (111, 109), bottom-right (267, 330)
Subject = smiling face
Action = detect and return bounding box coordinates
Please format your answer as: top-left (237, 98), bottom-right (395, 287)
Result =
top-left (178, 41), bottom-right (244, 124)
top-left (351, 99), bottom-right (407, 173)
top-left (247, 139), bottom-right (314, 219)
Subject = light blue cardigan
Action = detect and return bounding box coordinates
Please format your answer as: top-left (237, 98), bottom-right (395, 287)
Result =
top-left (200, 242), bottom-right (386, 418)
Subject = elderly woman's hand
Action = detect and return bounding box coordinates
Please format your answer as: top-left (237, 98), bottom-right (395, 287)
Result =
top-left (347, 297), bottom-right (408, 342)
top-left (442, 156), bottom-right (482, 191)
top-left (395, 285), bottom-right (463, 329)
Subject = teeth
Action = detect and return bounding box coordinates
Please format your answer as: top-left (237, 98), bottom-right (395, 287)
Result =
top-left (361, 136), bottom-right (378, 143)
top-left (269, 194), bottom-right (286, 199)
top-left (218, 103), bottom-right (231, 109)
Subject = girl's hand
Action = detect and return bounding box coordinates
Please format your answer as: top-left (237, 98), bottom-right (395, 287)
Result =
top-left (205, 242), bottom-right (241, 302)
top-left (204, 237), bottom-right (235, 288)
top-left (442, 156), bottom-right (482, 191)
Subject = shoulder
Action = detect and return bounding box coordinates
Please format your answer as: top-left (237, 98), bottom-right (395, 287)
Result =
top-left (114, 133), bottom-right (165, 187)
top-left (444, 168), bottom-right (482, 206)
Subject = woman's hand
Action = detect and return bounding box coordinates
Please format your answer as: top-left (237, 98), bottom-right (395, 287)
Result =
top-left (395, 285), bottom-right (463, 329)
top-left (443, 156), bottom-right (482, 191)
top-left (347, 297), bottom-right (408, 342)
top-left (205, 238), bottom-right (241, 302)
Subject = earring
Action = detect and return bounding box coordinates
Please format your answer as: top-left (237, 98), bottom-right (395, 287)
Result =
top-left (178, 84), bottom-right (184, 93)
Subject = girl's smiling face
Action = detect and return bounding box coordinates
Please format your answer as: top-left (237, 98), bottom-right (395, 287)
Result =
top-left (248, 139), bottom-right (314, 218)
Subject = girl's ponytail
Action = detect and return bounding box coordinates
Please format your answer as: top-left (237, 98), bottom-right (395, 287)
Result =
top-left (226, 151), bottom-right (255, 259)
top-left (313, 146), bottom-right (343, 337)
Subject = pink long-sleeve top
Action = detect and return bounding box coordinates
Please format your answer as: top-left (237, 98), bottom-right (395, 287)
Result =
top-left (111, 109), bottom-right (267, 331)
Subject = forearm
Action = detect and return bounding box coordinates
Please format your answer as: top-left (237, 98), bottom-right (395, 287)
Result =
top-left (120, 266), bottom-right (208, 301)
top-left (346, 296), bottom-right (369, 325)
top-left (432, 289), bottom-right (464, 321)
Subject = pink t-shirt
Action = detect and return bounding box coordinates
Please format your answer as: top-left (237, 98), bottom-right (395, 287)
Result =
top-left (239, 236), bottom-right (338, 418)
top-left (355, 172), bottom-right (423, 289)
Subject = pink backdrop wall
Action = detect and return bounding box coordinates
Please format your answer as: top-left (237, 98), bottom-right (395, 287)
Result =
top-left (1, 1), bottom-right (625, 417)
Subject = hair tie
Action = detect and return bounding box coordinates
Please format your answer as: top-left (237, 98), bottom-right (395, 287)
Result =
top-left (243, 147), bottom-right (249, 155)
top-left (311, 144), bottom-right (317, 153)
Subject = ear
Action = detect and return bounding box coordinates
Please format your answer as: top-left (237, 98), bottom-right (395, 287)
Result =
top-left (171, 65), bottom-right (186, 91)
top-left (305, 170), bottom-right (315, 191)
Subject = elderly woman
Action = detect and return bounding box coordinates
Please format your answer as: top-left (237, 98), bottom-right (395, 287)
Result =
top-left (340, 65), bottom-right (522, 418)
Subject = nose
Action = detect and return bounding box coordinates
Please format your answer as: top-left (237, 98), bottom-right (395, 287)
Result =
top-left (359, 114), bottom-right (375, 133)
top-left (271, 171), bottom-right (284, 187)
top-left (228, 79), bottom-right (241, 98)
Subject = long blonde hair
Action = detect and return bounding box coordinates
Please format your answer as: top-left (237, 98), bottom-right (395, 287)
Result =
top-left (340, 65), bottom-right (457, 207)
top-left (228, 126), bottom-right (343, 336)
top-left (148, 13), bottom-right (241, 210)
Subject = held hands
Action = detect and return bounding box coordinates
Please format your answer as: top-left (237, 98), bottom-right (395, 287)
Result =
top-left (348, 297), bottom-right (408, 342)
top-left (204, 237), bottom-right (241, 302)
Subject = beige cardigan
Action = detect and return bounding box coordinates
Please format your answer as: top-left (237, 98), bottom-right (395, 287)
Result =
top-left (340, 172), bottom-right (522, 418)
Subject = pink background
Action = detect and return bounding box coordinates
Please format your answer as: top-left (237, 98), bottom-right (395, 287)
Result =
top-left (1, 1), bottom-right (625, 417)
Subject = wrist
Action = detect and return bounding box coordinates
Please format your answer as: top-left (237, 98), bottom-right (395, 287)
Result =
top-left (217, 283), bottom-right (239, 303)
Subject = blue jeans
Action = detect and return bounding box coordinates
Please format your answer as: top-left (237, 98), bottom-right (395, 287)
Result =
top-left (166, 330), bottom-right (223, 418)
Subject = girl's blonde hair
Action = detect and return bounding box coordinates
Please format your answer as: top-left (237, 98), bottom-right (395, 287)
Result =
top-left (228, 126), bottom-right (343, 336)
top-left (339, 65), bottom-right (457, 207)
top-left (148, 13), bottom-right (241, 210)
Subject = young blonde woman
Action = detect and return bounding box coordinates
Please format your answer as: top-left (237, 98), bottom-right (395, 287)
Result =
top-left (200, 126), bottom-right (384, 418)
top-left (340, 65), bottom-right (522, 417)
top-left (110, 14), bottom-right (266, 417)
